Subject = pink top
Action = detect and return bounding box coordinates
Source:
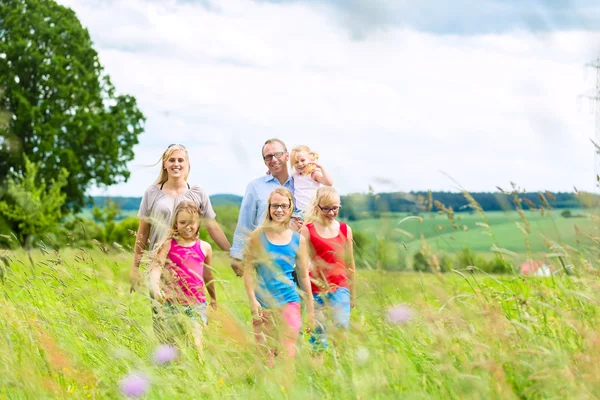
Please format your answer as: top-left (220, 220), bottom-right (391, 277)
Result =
top-left (164, 239), bottom-right (206, 305)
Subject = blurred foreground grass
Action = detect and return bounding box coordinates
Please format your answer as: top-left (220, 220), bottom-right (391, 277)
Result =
top-left (0, 248), bottom-right (599, 399)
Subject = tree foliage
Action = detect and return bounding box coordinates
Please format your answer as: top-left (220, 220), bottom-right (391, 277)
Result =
top-left (0, 154), bottom-right (68, 247)
top-left (0, 0), bottom-right (145, 209)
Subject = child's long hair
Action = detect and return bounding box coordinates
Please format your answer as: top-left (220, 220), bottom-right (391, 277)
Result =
top-left (290, 145), bottom-right (318, 172)
top-left (155, 201), bottom-right (202, 251)
top-left (306, 186), bottom-right (340, 222)
top-left (244, 188), bottom-right (294, 258)
top-left (154, 144), bottom-right (191, 185)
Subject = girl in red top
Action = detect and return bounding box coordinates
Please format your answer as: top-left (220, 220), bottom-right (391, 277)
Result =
top-left (300, 186), bottom-right (356, 352)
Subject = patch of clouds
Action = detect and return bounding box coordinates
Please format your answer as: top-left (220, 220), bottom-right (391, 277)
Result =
top-left (56, 0), bottom-right (600, 197)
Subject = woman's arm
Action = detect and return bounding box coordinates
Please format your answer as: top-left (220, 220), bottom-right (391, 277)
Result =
top-left (202, 241), bottom-right (217, 308)
top-left (205, 218), bottom-right (231, 252)
top-left (243, 238), bottom-right (261, 317)
top-left (346, 226), bottom-right (357, 309)
top-left (130, 219), bottom-right (151, 293)
top-left (297, 235), bottom-right (315, 329)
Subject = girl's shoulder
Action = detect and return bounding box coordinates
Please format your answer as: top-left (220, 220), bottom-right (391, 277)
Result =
top-left (199, 239), bottom-right (212, 253)
top-left (159, 238), bottom-right (175, 254)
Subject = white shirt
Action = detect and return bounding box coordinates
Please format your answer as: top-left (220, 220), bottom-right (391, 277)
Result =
top-left (292, 171), bottom-right (321, 211)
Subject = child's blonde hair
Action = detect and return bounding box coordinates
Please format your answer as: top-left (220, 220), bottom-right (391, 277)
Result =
top-left (154, 144), bottom-right (191, 185)
top-left (306, 186), bottom-right (340, 221)
top-left (156, 201), bottom-right (202, 251)
top-left (245, 188), bottom-right (295, 257)
top-left (290, 145), bottom-right (319, 172)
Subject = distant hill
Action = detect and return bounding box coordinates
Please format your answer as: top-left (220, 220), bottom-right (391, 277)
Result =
top-left (88, 190), bottom-right (598, 217)
top-left (89, 193), bottom-right (243, 211)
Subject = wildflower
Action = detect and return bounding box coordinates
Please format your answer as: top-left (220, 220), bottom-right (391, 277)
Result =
top-left (119, 372), bottom-right (149, 398)
top-left (153, 344), bottom-right (178, 365)
top-left (217, 378), bottom-right (224, 388)
top-left (355, 346), bottom-right (370, 365)
top-left (386, 305), bottom-right (414, 324)
top-left (280, 386), bottom-right (286, 393)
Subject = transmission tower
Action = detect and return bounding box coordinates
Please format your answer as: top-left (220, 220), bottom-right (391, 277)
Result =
top-left (582, 55), bottom-right (600, 186)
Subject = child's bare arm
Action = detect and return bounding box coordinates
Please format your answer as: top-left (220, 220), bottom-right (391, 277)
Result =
top-left (297, 236), bottom-right (315, 328)
top-left (201, 241), bottom-right (216, 307)
top-left (346, 226), bottom-right (357, 308)
top-left (150, 241), bottom-right (171, 301)
top-left (311, 162), bottom-right (333, 186)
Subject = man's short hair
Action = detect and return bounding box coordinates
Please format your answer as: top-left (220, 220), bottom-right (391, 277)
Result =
top-left (262, 138), bottom-right (288, 156)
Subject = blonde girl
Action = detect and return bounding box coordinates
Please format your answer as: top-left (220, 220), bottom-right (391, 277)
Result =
top-left (300, 186), bottom-right (356, 352)
top-left (243, 188), bottom-right (314, 366)
top-left (150, 201), bottom-right (215, 352)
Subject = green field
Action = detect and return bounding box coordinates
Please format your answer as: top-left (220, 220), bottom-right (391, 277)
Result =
top-left (350, 210), bottom-right (597, 258)
top-left (1, 247), bottom-right (599, 399)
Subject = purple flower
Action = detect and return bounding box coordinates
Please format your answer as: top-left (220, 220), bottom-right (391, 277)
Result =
top-left (153, 344), bottom-right (178, 365)
top-left (120, 372), bottom-right (149, 398)
top-left (386, 305), bottom-right (414, 324)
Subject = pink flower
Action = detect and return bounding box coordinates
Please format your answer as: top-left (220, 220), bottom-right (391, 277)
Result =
top-left (153, 344), bottom-right (178, 365)
top-left (120, 372), bottom-right (149, 398)
top-left (386, 305), bottom-right (414, 324)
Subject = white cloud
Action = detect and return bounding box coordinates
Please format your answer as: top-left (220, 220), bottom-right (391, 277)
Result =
top-left (57, 0), bottom-right (600, 197)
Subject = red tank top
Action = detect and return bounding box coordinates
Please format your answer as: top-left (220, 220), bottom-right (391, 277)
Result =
top-left (306, 222), bottom-right (349, 294)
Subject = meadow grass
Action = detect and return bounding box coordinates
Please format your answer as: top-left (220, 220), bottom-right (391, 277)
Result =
top-left (1, 243), bottom-right (599, 399)
top-left (351, 210), bottom-right (596, 257)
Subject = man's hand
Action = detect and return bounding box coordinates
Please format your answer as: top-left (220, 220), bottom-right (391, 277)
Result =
top-left (230, 257), bottom-right (244, 277)
top-left (289, 217), bottom-right (304, 232)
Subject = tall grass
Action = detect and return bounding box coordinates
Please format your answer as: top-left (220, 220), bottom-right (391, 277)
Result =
top-left (1, 207), bottom-right (599, 399)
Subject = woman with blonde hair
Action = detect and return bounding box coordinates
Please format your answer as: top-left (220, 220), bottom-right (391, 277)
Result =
top-left (243, 187), bottom-right (314, 366)
top-left (130, 145), bottom-right (232, 329)
top-left (300, 186), bottom-right (356, 353)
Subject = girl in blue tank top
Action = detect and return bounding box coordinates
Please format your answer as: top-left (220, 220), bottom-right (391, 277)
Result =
top-left (244, 188), bottom-right (314, 367)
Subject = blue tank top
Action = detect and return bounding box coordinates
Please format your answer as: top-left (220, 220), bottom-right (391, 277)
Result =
top-left (255, 231), bottom-right (301, 308)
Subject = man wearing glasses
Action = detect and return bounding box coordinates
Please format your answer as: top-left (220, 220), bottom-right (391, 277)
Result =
top-left (230, 138), bottom-right (296, 275)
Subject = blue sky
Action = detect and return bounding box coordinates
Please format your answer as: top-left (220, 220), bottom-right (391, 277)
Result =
top-left (58, 0), bottom-right (600, 197)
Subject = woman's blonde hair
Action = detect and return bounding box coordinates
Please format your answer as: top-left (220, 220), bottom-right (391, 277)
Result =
top-left (290, 145), bottom-right (318, 171)
top-left (245, 188), bottom-right (294, 257)
top-left (154, 145), bottom-right (191, 185)
top-left (306, 186), bottom-right (340, 221)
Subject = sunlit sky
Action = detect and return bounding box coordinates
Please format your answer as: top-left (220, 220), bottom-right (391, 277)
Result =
top-left (58, 0), bottom-right (600, 197)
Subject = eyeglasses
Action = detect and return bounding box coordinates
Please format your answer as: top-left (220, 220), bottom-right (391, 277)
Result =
top-left (270, 203), bottom-right (291, 211)
top-left (318, 205), bottom-right (341, 213)
top-left (168, 143), bottom-right (187, 150)
top-left (263, 151), bottom-right (285, 162)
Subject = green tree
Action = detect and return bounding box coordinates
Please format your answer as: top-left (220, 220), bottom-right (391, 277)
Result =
top-left (0, 88), bottom-right (9, 127)
top-left (0, 0), bottom-right (145, 210)
top-left (0, 155), bottom-right (68, 248)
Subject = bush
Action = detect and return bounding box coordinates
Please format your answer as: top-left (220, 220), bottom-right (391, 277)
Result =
top-left (438, 254), bottom-right (454, 273)
top-left (376, 237), bottom-right (407, 271)
top-left (484, 255), bottom-right (515, 274)
top-left (413, 251), bottom-right (430, 272)
top-left (111, 216), bottom-right (139, 250)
